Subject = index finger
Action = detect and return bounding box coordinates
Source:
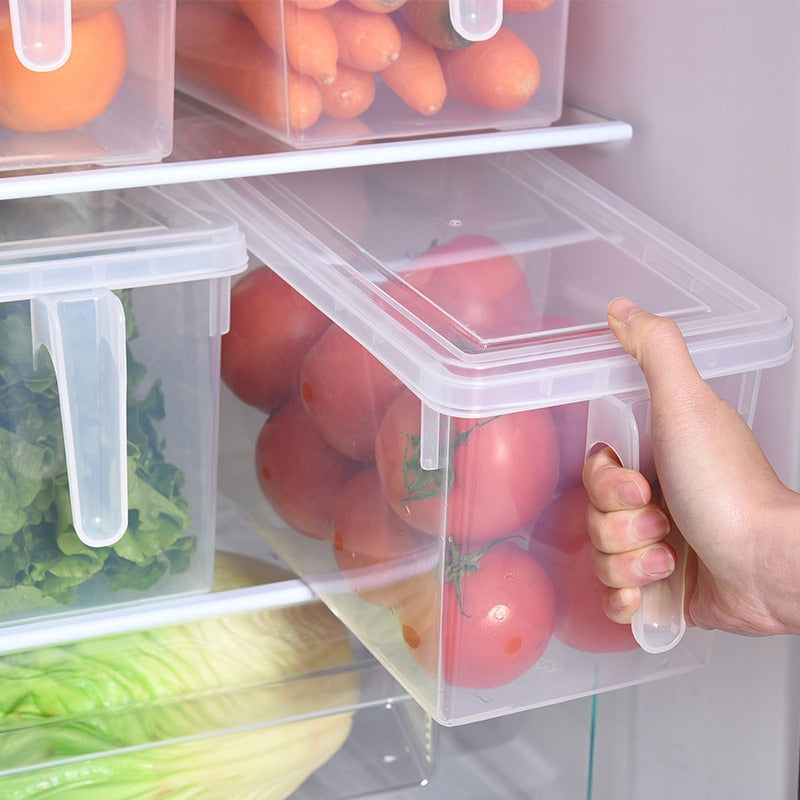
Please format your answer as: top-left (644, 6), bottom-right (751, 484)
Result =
top-left (582, 445), bottom-right (653, 513)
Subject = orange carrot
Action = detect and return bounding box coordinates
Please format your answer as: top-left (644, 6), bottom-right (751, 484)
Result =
top-left (439, 26), bottom-right (540, 111)
top-left (504, 0), bottom-right (555, 11)
top-left (237, 0), bottom-right (339, 85)
top-left (400, 0), bottom-right (470, 50)
top-left (176, 2), bottom-right (322, 132)
top-left (346, 0), bottom-right (408, 13)
top-left (324, 3), bottom-right (401, 72)
top-left (288, 0), bottom-right (340, 7)
top-left (321, 63), bottom-right (376, 118)
top-left (380, 22), bottom-right (446, 115)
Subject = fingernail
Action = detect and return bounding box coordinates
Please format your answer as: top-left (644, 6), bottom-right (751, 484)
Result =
top-left (616, 479), bottom-right (646, 507)
top-left (635, 508), bottom-right (670, 541)
top-left (608, 297), bottom-right (641, 324)
top-left (608, 587), bottom-right (635, 611)
top-left (638, 546), bottom-right (675, 578)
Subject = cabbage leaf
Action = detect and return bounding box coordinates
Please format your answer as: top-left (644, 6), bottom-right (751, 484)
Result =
top-left (0, 553), bottom-right (358, 800)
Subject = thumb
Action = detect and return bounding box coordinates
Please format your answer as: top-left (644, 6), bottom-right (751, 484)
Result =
top-left (605, 296), bottom-right (744, 539)
top-left (607, 297), bottom-right (705, 411)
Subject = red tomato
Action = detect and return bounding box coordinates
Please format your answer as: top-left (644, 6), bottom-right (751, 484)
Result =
top-left (255, 397), bottom-right (361, 540)
top-left (332, 468), bottom-right (438, 607)
top-left (529, 487), bottom-right (638, 653)
top-left (375, 389), bottom-right (560, 546)
top-left (222, 265), bottom-right (330, 413)
top-left (400, 539), bottom-right (556, 688)
top-left (390, 234), bottom-right (537, 340)
top-left (300, 324), bottom-right (404, 462)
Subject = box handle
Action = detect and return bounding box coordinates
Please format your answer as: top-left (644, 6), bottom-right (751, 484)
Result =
top-left (586, 394), bottom-right (688, 654)
top-left (448, 0), bottom-right (502, 41)
top-left (8, 0), bottom-right (72, 72)
top-left (31, 289), bottom-right (128, 548)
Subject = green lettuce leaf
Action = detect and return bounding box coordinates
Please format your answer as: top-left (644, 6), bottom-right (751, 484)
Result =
top-left (0, 292), bottom-right (193, 613)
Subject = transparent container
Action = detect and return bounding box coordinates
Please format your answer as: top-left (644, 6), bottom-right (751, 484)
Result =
top-left (0, 0), bottom-right (175, 171)
top-left (0, 548), bottom-right (434, 800)
top-left (174, 0), bottom-right (568, 149)
top-left (204, 151), bottom-right (792, 725)
top-left (0, 187), bottom-right (247, 630)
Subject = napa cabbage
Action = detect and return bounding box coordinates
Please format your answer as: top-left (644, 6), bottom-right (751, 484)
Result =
top-left (0, 552), bottom-right (358, 799)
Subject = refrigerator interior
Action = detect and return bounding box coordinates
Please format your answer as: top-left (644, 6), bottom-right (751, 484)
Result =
top-left (562, 2), bottom-right (800, 799)
top-left (2, 2), bottom-right (799, 799)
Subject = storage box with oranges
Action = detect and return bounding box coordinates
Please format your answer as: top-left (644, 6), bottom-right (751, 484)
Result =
top-left (0, 0), bottom-right (174, 171)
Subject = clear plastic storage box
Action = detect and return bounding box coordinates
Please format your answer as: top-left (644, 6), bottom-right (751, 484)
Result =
top-left (0, 546), bottom-right (434, 800)
top-left (174, 0), bottom-right (568, 149)
top-left (206, 151), bottom-right (793, 725)
top-left (0, 0), bottom-right (175, 171)
top-left (0, 187), bottom-right (247, 632)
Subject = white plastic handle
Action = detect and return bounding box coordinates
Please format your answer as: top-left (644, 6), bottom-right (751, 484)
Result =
top-left (8, 0), bottom-right (72, 72)
top-left (31, 290), bottom-right (128, 548)
top-left (448, 0), bottom-right (503, 41)
top-left (586, 395), bottom-right (687, 654)
top-left (633, 485), bottom-right (688, 653)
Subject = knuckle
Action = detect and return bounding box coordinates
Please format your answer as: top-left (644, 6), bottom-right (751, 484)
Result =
top-left (586, 505), bottom-right (640, 554)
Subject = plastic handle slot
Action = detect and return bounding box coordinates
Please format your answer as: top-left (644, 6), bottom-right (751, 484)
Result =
top-left (449, 0), bottom-right (503, 41)
top-left (8, 0), bottom-right (72, 72)
top-left (31, 289), bottom-right (129, 548)
top-left (586, 394), bottom-right (687, 654)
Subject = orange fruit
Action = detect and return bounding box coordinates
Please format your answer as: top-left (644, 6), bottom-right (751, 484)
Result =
top-left (0, 7), bottom-right (127, 132)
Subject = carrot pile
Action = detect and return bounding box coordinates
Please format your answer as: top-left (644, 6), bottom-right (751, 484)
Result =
top-left (175, 0), bottom-right (557, 136)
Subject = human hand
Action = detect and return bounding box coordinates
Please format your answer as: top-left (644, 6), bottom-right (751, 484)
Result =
top-left (582, 297), bottom-right (800, 637)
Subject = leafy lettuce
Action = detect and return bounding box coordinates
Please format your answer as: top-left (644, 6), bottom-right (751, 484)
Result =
top-left (0, 291), bottom-right (193, 615)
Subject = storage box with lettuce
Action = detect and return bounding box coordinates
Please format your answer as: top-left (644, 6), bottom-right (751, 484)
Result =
top-left (0, 185), bottom-right (249, 623)
top-left (0, 290), bottom-right (195, 620)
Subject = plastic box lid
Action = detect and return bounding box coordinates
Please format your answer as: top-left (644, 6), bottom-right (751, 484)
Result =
top-left (0, 188), bottom-right (247, 548)
top-left (199, 150), bottom-right (793, 419)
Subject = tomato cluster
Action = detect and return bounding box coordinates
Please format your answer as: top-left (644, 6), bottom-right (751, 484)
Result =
top-left (222, 237), bottom-right (636, 692)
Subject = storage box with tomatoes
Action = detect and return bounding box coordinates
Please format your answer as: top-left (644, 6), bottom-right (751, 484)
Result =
top-left (174, 0), bottom-right (568, 149)
top-left (208, 152), bottom-right (792, 725)
top-left (0, 0), bottom-right (174, 171)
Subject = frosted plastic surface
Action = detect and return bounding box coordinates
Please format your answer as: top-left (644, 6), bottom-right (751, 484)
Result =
top-left (449, 0), bottom-right (503, 40)
top-left (31, 290), bottom-right (128, 547)
top-left (8, 0), bottom-right (71, 71)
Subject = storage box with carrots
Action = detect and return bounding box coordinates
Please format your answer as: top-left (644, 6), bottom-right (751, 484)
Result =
top-left (175, 0), bottom-right (569, 148)
top-left (0, 0), bottom-right (174, 171)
